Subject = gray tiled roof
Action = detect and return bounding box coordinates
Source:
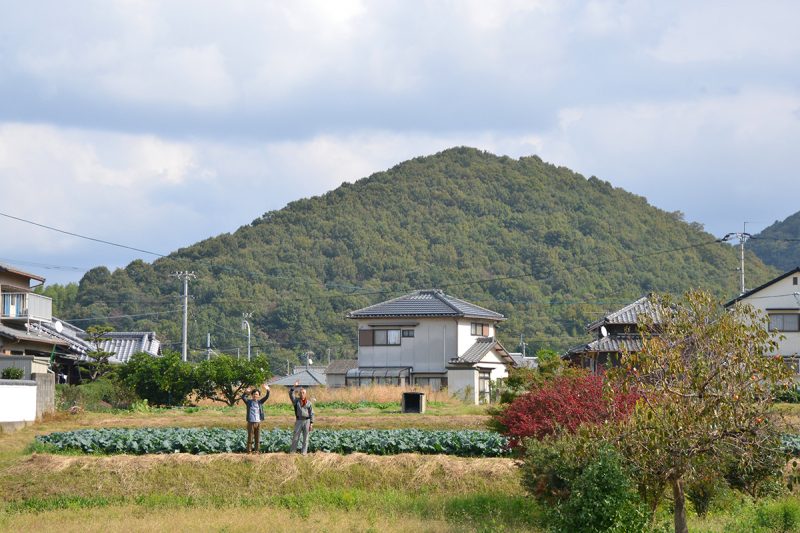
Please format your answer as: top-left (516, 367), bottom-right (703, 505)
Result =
top-left (587, 296), bottom-right (659, 331)
top-left (510, 354), bottom-right (539, 369)
top-left (458, 337), bottom-right (496, 363)
top-left (325, 359), bottom-right (358, 375)
top-left (95, 333), bottom-right (161, 364)
top-left (347, 290), bottom-right (505, 320)
top-left (566, 336), bottom-right (643, 355)
top-left (31, 319), bottom-right (161, 364)
top-left (269, 369), bottom-right (326, 387)
top-left (0, 323), bottom-right (68, 346)
top-left (450, 337), bottom-right (515, 366)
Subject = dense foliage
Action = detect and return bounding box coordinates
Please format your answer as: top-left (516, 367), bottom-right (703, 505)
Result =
top-left (495, 372), bottom-right (637, 448)
top-left (749, 210), bottom-right (800, 272)
top-left (36, 427), bottom-right (510, 457)
top-left (117, 351), bottom-right (195, 406)
top-left (521, 433), bottom-right (648, 532)
top-left (37, 148), bottom-right (777, 373)
top-left (1, 367), bottom-right (24, 379)
top-left (194, 355), bottom-right (271, 406)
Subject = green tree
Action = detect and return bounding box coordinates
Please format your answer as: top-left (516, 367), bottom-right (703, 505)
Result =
top-left (118, 351), bottom-right (195, 406)
top-left (609, 290), bottom-right (792, 533)
top-left (82, 325), bottom-right (115, 382)
top-left (195, 355), bottom-right (271, 406)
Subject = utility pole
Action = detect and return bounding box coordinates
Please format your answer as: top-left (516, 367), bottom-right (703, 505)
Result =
top-left (519, 334), bottom-right (527, 357)
top-left (206, 333), bottom-right (212, 360)
top-left (327, 348), bottom-right (331, 365)
top-left (172, 271), bottom-right (196, 362)
top-left (720, 226), bottom-right (751, 294)
top-left (241, 312), bottom-right (252, 361)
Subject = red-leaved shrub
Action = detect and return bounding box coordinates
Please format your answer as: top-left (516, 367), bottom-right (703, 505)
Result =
top-left (496, 373), bottom-right (637, 449)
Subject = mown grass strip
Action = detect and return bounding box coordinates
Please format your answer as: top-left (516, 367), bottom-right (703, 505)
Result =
top-left (0, 488), bottom-right (542, 532)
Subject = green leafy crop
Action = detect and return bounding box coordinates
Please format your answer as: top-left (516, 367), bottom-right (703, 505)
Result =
top-left (36, 427), bottom-right (511, 457)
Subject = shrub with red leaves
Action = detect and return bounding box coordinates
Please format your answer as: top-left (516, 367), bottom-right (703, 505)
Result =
top-left (496, 373), bottom-right (637, 449)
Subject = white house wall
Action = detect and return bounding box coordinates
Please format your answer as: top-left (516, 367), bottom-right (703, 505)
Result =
top-left (456, 320), bottom-right (496, 355)
top-left (356, 318), bottom-right (458, 372)
top-left (737, 275), bottom-right (800, 357)
top-left (480, 350), bottom-right (510, 380)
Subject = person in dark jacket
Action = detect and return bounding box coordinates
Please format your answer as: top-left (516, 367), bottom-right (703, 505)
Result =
top-left (289, 380), bottom-right (314, 455)
top-left (243, 383), bottom-right (270, 453)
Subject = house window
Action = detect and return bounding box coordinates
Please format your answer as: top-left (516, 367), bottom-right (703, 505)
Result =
top-left (794, 277), bottom-right (798, 286)
top-left (769, 314), bottom-right (800, 332)
top-left (401, 329), bottom-right (415, 338)
top-left (471, 322), bottom-right (490, 336)
top-left (374, 329), bottom-right (401, 345)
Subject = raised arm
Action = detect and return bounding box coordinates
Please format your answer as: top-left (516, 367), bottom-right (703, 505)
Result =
top-left (259, 384), bottom-right (271, 404)
top-left (288, 380), bottom-right (298, 403)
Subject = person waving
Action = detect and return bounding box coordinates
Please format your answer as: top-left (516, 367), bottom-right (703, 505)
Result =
top-left (288, 380), bottom-right (314, 455)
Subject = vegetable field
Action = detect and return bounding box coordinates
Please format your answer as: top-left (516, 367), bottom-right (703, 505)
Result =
top-left (36, 427), bottom-right (511, 457)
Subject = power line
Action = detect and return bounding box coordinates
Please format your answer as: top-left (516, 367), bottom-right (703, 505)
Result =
top-left (63, 309), bottom-right (183, 322)
top-left (0, 257), bottom-right (87, 272)
top-left (0, 211), bottom-right (167, 257)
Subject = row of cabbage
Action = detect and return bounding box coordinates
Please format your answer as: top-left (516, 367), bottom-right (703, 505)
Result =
top-left (36, 428), bottom-right (511, 457)
top-left (784, 434), bottom-right (800, 456)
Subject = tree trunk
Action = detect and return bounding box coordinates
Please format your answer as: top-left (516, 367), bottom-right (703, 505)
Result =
top-left (672, 477), bottom-right (688, 533)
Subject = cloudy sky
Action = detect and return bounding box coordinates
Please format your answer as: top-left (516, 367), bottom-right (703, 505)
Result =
top-left (1, 0), bottom-right (798, 285)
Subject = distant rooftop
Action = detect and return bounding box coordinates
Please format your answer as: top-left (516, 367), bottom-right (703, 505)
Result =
top-left (586, 296), bottom-right (659, 331)
top-left (347, 289), bottom-right (505, 321)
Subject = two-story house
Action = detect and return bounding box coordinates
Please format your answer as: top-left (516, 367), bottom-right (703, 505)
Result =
top-left (0, 263), bottom-right (66, 377)
top-left (1, 263), bottom-right (162, 383)
top-left (565, 295), bottom-right (659, 373)
top-left (725, 267), bottom-right (800, 374)
top-left (346, 289), bottom-right (516, 404)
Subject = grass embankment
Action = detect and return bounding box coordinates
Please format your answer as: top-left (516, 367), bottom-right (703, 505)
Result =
top-left (0, 452), bottom-right (536, 532)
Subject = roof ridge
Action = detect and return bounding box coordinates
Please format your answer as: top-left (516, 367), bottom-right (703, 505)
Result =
top-left (431, 290), bottom-right (464, 315)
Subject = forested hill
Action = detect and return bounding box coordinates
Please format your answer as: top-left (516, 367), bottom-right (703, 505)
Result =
top-left (44, 147), bottom-right (778, 371)
top-left (749, 211), bottom-right (800, 272)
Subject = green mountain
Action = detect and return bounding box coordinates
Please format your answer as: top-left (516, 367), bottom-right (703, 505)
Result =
top-left (749, 211), bottom-right (800, 272)
top-left (43, 147), bottom-right (778, 371)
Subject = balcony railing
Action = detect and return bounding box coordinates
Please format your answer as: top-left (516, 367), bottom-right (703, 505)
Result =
top-left (1, 292), bottom-right (53, 322)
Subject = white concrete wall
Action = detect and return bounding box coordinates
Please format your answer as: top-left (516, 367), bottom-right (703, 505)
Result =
top-left (0, 381), bottom-right (37, 422)
top-left (448, 368), bottom-right (478, 404)
top-left (738, 274), bottom-right (800, 357)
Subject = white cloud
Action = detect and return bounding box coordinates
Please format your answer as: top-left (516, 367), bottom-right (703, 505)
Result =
top-left (649, 1), bottom-right (800, 64)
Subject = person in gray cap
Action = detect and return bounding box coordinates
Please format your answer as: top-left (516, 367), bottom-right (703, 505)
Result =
top-left (289, 380), bottom-right (314, 455)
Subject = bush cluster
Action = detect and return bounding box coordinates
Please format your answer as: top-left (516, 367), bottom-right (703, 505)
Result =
top-left (1, 367), bottom-right (24, 380)
top-left (494, 372), bottom-right (637, 448)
